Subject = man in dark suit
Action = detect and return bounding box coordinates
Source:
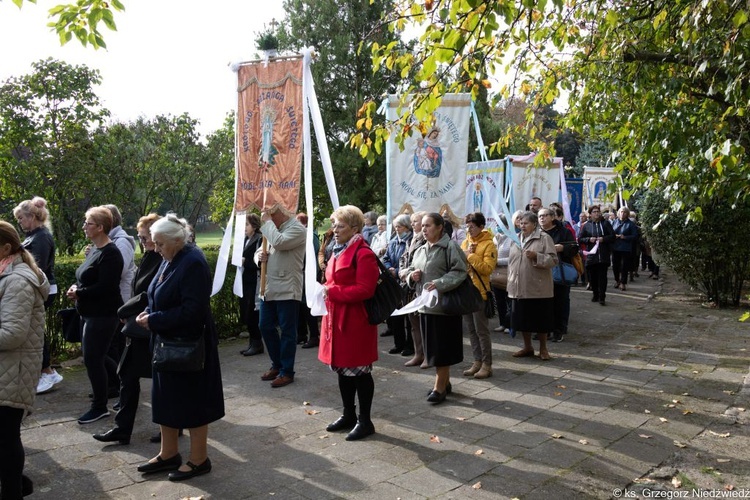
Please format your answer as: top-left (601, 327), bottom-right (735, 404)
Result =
top-left (578, 205), bottom-right (615, 305)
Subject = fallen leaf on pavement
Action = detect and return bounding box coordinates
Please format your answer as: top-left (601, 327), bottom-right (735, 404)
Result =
top-left (430, 435), bottom-right (442, 443)
top-left (456, 417), bottom-right (467, 421)
top-left (578, 439), bottom-right (589, 445)
top-left (305, 409), bottom-right (320, 415)
top-left (554, 392), bottom-right (563, 396)
top-left (683, 410), bottom-right (693, 415)
top-left (659, 417), bottom-right (669, 423)
top-left (472, 482), bottom-right (482, 489)
top-left (674, 441), bottom-right (687, 448)
top-left (303, 401), bottom-right (310, 406)
top-left (672, 399), bottom-right (681, 404)
top-left (639, 434), bottom-right (652, 439)
top-left (726, 485), bottom-right (735, 491)
top-left (717, 459), bottom-right (731, 463)
top-left (557, 385), bottom-right (566, 389)
top-left (709, 431), bottom-right (730, 438)
top-left (319, 435), bottom-right (329, 439)
top-left (644, 409), bottom-right (651, 414)
top-left (672, 477), bottom-right (682, 488)
top-left (474, 449), bottom-right (484, 455)
top-left (551, 433), bottom-right (563, 439)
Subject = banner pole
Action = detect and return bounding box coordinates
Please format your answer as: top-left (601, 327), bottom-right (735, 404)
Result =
top-left (259, 237), bottom-right (268, 296)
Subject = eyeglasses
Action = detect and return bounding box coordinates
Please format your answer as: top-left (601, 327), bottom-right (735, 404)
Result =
top-left (138, 235), bottom-right (151, 242)
top-left (331, 224), bottom-right (350, 230)
top-left (83, 221), bottom-right (98, 227)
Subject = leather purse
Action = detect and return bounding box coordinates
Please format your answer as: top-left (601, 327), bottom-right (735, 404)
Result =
top-left (553, 260), bottom-right (578, 286)
top-left (490, 266), bottom-right (508, 290)
top-left (439, 249), bottom-right (483, 316)
top-left (58, 307), bottom-right (81, 343)
top-left (152, 333), bottom-right (205, 372)
top-left (122, 315), bottom-right (151, 340)
top-left (364, 254), bottom-right (405, 325)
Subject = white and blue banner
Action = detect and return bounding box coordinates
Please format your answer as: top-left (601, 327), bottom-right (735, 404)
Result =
top-left (508, 153), bottom-right (563, 213)
top-left (385, 94), bottom-right (472, 221)
top-left (464, 160), bottom-right (505, 231)
top-left (583, 166), bottom-right (617, 208)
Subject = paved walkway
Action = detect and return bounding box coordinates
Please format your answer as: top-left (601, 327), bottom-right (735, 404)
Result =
top-left (22, 270), bottom-right (750, 499)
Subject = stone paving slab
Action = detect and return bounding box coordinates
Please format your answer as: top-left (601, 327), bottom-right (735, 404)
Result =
top-left (19, 270), bottom-right (750, 498)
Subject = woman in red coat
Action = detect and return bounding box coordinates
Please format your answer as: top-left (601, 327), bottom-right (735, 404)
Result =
top-left (319, 205), bottom-right (380, 441)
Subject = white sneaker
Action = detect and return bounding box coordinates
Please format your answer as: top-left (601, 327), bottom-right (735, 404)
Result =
top-left (36, 375), bottom-right (54, 394)
top-left (46, 369), bottom-right (63, 385)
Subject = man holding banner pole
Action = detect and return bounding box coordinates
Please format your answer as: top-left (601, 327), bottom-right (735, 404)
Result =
top-left (254, 207), bottom-right (306, 388)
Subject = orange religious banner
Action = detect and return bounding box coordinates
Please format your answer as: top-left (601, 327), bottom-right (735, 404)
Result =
top-left (235, 58), bottom-right (303, 213)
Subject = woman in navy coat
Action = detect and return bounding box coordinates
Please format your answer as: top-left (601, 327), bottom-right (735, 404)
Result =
top-left (135, 214), bottom-right (224, 481)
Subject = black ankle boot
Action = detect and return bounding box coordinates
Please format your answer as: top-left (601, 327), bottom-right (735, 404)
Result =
top-left (326, 408), bottom-right (357, 432)
top-left (346, 418), bottom-right (375, 441)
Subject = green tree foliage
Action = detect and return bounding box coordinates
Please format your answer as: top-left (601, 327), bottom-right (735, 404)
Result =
top-left (0, 59), bottom-right (228, 253)
top-left (638, 191), bottom-right (750, 307)
top-left (0, 58), bottom-right (109, 253)
top-left (208, 113), bottom-right (237, 225)
top-left (278, 0), bottom-right (403, 218)
top-left (9, 0), bottom-right (125, 49)
top-left (359, 0), bottom-right (750, 220)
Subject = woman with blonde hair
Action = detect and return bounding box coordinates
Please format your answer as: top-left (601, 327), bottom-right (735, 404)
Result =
top-left (319, 205), bottom-right (380, 440)
top-left (13, 196), bottom-right (61, 394)
top-left (67, 206), bottom-right (124, 424)
top-left (0, 220), bottom-right (49, 498)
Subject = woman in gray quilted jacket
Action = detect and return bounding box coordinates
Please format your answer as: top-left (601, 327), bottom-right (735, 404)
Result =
top-left (0, 220), bottom-right (49, 499)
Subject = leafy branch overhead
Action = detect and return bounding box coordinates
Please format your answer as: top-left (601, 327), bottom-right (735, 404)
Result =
top-left (10, 0), bottom-right (125, 49)
top-left (355, 0), bottom-right (750, 220)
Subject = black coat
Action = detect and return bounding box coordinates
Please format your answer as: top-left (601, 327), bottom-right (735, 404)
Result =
top-left (117, 250), bottom-right (162, 379)
top-left (147, 245), bottom-right (225, 428)
top-left (578, 219), bottom-right (616, 266)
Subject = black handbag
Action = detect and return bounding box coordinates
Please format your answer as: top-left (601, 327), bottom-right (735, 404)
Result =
top-left (152, 333), bottom-right (205, 372)
top-left (122, 315), bottom-right (151, 340)
top-left (58, 307), bottom-right (81, 343)
top-left (439, 249), bottom-right (484, 316)
top-left (360, 249), bottom-right (405, 325)
top-left (469, 264), bottom-right (496, 319)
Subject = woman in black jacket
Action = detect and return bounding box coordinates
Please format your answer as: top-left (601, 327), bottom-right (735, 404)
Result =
top-left (93, 213), bottom-right (162, 445)
top-left (240, 213), bottom-right (263, 356)
top-left (539, 208), bottom-right (578, 342)
top-left (66, 206), bottom-right (124, 425)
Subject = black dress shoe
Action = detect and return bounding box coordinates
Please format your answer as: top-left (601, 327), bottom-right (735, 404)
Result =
top-left (301, 338), bottom-right (319, 349)
top-left (326, 414), bottom-right (357, 432)
top-left (426, 382), bottom-right (451, 396)
top-left (168, 458), bottom-right (212, 481)
top-left (112, 400), bottom-right (121, 411)
top-left (427, 390), bottom-right (447, 404)
top-left (400, 348), bottom-right (415, 357)
top-left (297, 337), bottom-right (307, 345)
top-left (137, 453), bottom-right (182, 473)
top-left (241, 345), bottom-right (264, 356)
top-left (93, 428), bottom-right (131, 445)
top-left (346, 420), bottom-right (375, 441)
top-left (599, 300), bottom-right (606, 306)
top-left (388, 346), bottom-right (404, 354)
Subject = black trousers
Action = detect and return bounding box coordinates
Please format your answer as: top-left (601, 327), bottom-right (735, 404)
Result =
top-left (0, 406), bottom-right (24, 500)
top-left (587, 263), bottom-right (609, 301)
top-left (81, 315), bottom-right (120, 410)
top-left (114, 337), bottom-right (152, 434)
top-left (612, 250), bottom-right (631, 285)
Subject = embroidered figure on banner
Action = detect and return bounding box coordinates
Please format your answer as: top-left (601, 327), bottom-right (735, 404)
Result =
top-left (258, 105), bottom-right (280, 172)
top-left (473, 182), bottom-right (483, 212)
top-left (413, 127), bottom-right (443, 178)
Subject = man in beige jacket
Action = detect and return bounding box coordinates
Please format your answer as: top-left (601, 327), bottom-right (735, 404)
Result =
top-left (254, 207), bottom-right (306, 388)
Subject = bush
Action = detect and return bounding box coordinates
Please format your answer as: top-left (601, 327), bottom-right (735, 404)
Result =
top-left (46, 249), bottom-right (243, 361)
top-left (638, 192), bottom-right (750, 307)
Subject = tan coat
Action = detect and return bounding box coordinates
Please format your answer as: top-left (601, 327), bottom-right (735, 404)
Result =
top-left (506, 227), bottom-right (557, 299)
top-left (0, 254), bottom-right (49, 412)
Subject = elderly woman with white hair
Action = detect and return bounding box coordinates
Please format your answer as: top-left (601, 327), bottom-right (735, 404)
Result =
top-left (135, 214), bottom-right (224, 481)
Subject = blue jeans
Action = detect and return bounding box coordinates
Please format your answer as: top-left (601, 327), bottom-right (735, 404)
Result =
top-left (260, 300), bottom-right (300, 377)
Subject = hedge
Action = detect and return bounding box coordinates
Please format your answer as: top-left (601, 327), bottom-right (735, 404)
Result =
top-left (46, 247), bottom-right (243, 361)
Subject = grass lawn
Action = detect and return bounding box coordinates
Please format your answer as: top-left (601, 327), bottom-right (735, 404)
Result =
top-left (195, 230), bottom-right (225, 247)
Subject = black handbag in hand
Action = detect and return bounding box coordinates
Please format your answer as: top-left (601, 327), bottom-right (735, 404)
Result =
top-left (438, 248), bottom-right (483, 316)
top-left (360, 249), bottom-right (405, 325)
top-left (152, 333), bottom-right (205, 372)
